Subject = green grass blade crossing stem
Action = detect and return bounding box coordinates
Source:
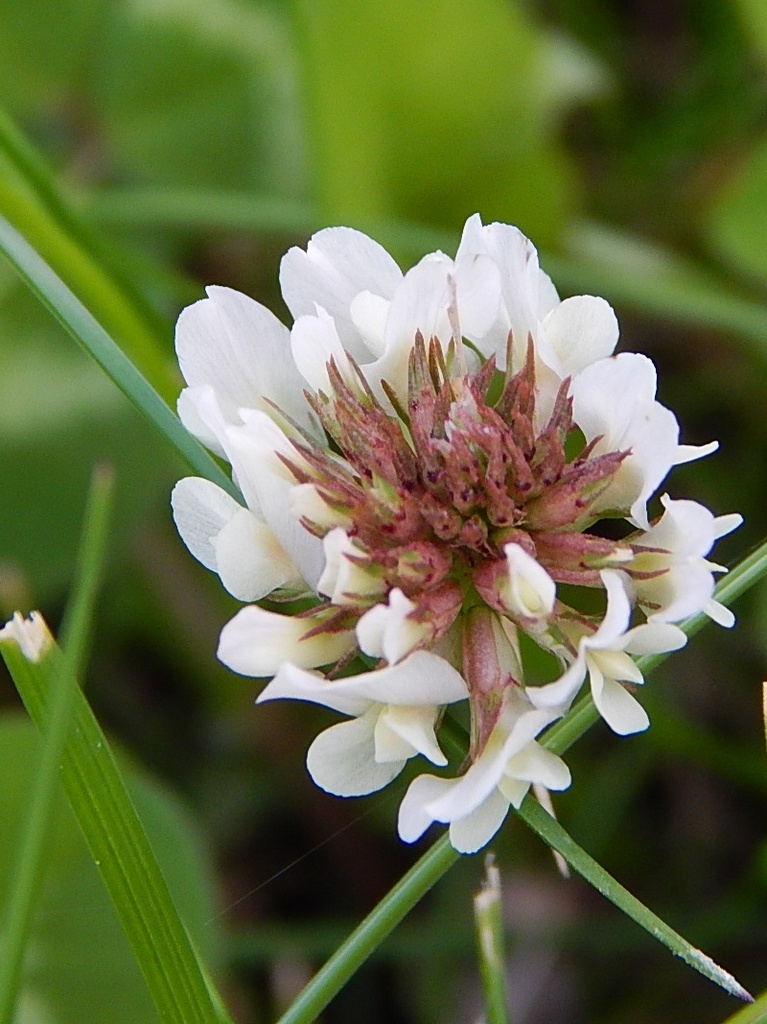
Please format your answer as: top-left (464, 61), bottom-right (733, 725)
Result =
top-left (0, 212), bottom-right (238, 499)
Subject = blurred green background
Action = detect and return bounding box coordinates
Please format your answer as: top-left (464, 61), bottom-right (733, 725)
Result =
top-left (1, 0), bottom-right (767, 1021)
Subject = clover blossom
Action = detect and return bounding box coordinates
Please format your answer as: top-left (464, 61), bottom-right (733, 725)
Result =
top-left (171, 214), bottom-right (740, 853)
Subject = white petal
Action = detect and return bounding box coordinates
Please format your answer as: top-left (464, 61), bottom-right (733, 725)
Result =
top-left (526, 656), bottom-right (586, 710)
top-left (290, 308), bottom-right (354, 393)
top-left (218, 607), bottom-right (354, 677)
top-left (368, 257), bottom-right (457, 402)
top-left (0, 611), bottom-right (53, 663)
top-left (503, 543), bottom-right (556, 620)
top-left (450, 252), bottom-right (502, 340)
top-left (591, 671), bottom-right (650, 735)
top-left (633, 497), bottom-right (740, 625)
top-left (171, 477), bottom-right (243, 571)
top-left (356, 588), bottom-right (431, 663)
top-left (503, 741), bottom-right (571, 792)
top-left (642, 563), bottom-right (716, 623)
top-left (350, 291), bottom-right (390, 356)
top-left (317, 529), bottom-right (383, 606)
top-left (426, 701), bottom-right (561, 823)
top-left (647, 495), bottom-right (718, 556)
top-left (496, 777), bottom-right (530, 809)
top-left (398, 774), bottom-right (455, 843)
top-left (625, 403), bottom-right (682, 528)
top-left (714, 512), bottom-right (743, 540)
top-left (290, 482), bottom-right (352, 532)
top-left (704, 598), bottom-right (735, 628)
top-left (258, 663), bottom-right (371, 716)
top-left (457, 217), bottom-right (553, 331)
top-left (674, 440), bottom-right (718, 465)
top-left (258, 650), bottom-right (468, 712)
top-left (589, 570), bottom-right (633, 649)
top-left (177, 384), bottom-right (229, 457)
top-left (589, 648), bottom-right (643, 685)
top-left (540, 295), bottom-right (619, 378)
top-left (307, 709), bottom-right (404, 796)
top-left (280, 227), bottom-right (402, 359)
top-left (176, 285), bottom-right (309, 429)
top-left (570, 353), bottom-right (680, 528)
top-left (448, 788), bottom-right (511, 854)
top-left (375, 705), bottom-right (446, 765)
top-left (224, 414), bottom-right (325, 589)
top-left (622, 622), bottom-right (686, 655)
top-left (214, 507), bottom-right (298, 601)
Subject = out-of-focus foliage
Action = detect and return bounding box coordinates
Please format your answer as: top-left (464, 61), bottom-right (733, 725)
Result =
top-left (0, 1), bottom-right (767, 1022)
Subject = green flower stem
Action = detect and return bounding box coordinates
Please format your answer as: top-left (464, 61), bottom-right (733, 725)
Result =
top-left (0, 212), bottom-right (238, 500)
top-left (274, 835), bottom-right (459, 1024)
top-left (474, 857), bottom-right (510, 1024)
top-left (1, 633), bottom-right (231, 1024)
top-left (0, 468), bottom-right (113, 1024)
top-left (516, 797), bottom-right (752, 1001)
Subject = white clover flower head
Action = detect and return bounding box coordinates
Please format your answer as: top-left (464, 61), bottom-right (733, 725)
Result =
top-left (171, 214), bottom-right (741, 854)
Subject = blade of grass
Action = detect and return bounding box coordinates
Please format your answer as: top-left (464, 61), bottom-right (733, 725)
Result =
top-left (0, 178), bottom-right (178, 403)
top-left (0, 626), bottom-right (233, 1024)
top-left (516, 797), bottom-right (752, 1001)
top-left (0, 467), bottom-right (113, 1024)
top-left (0, 212), bottom-right (238, 499)
top-left (0, 107), bottom-right (176, 383)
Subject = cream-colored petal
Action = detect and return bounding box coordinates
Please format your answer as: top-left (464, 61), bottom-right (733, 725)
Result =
top-left (590, 671), bottom-right (650, 735)
top-left (375, 705), bottom-right (445, 765)
top-left (503, 740), bottom-right (571, 792)
top-left (176, 285), bottom-right (309, 429)
top-left (214, 507), bottom-right (298, 601)
top-left (398, 774), bottom-right (456, 843)
top-left (257, 650), bottom-right (467, 714)
top-left (307, 710), bottom-right (404, 796)
top-left (448, 788), bottom-right (511, 854)
top-left (503, 543), bottom-right (556, 620)
top-left (356, 589), bottom-right (430, 664)
top-left (218, 607), bottom-right (355, 677)
top-left (541, 294), bottom-right (618, 377)
top-left (171, 476), bottom-right (243, 571)
top-left (0, 611), bottom-right (52, 663)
